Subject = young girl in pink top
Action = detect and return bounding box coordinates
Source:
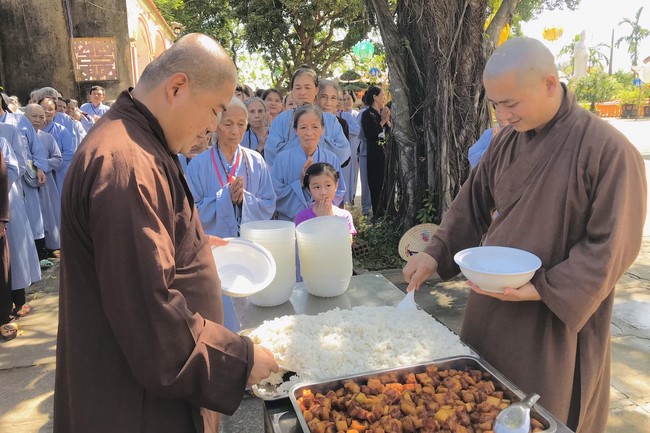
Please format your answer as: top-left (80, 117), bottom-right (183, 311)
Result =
top-left (295, 162), bottom-right (357, 237)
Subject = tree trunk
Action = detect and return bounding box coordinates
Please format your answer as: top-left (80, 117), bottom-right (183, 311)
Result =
top-left (367, 0), bottom-right (420, 224)
top-left (485, 0), bottom-right (521, 48)
top-left (367, 0), bottom-right (491, 228)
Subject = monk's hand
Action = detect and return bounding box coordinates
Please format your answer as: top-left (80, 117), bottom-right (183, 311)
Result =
top-left (467, 280), bottom-right (542, 302)
top-left (403, 252), bottom-right (438, 292)
top-left (0, 222), bottom-right (6, 237)
top-left (37, 168), bottom-right (46, 185)
top-left (247, 345), bottom-right (280, 387)
top-left (208, 236), bottom-right (229, 247)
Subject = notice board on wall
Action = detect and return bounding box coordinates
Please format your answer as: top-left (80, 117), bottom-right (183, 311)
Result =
top-left (72, 37), bottom-right (119, 81)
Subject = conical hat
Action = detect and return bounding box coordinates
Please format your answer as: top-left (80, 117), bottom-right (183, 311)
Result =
top-left (398, 223), bottom-right (439, 261)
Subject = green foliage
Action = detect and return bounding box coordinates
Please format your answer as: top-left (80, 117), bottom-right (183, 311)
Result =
top-left (338, 70), bottom-right (368, 92)
top-left (232, 0), bottom-right (370, 88)
top-left (153, 0), bottom-right (245, 65)
top-left (416, 191), bottom-right (437, 225)
top-left (616, 88), bottom-right (650, 105)
top-left (353, 213), bottom-right (404, 271)
top-left (490, 0), bottom-right (581, 35)
top-left (571, 70), bottom-right (619, 111)
top-left (610, 70), bottom-right (650, 104)
top-left (616, 7), bottom-right (650, 66)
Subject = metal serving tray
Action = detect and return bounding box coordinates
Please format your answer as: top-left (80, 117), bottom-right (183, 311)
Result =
top-left (288, 355), bottom-right (559, 433)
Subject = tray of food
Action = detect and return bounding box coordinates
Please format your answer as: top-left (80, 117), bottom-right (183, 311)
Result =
top-left (289, 355), bottom-right (557, 433)
top-left (241, 306), bottom-right (475, 401)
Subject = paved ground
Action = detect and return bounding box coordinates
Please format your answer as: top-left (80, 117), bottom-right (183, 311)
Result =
top-left (1, 119), bottom-right (649, 433)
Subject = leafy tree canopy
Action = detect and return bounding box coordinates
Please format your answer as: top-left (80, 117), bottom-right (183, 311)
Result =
top-left (153, 0), bottom-right (245, 66)
top-left (487, 0), bottom-right (580, 37)
top-left (231, 0), bottom-right (369, 88)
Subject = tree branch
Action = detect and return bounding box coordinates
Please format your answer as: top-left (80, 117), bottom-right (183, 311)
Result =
top-left (485, 0), bottom-right (520, 47)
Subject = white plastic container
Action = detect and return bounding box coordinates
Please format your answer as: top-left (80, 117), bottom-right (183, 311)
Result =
top-left (241, 220), bottom-right (296, 306)
top-left (296, 216), bottom-right (353, 297)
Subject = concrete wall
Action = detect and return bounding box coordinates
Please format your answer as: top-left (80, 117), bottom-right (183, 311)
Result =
top-left (0, 0), bottom-right (132, 104)
top-left (0, 0), bottom-right (77, 103)
top-left (69, 0), bottom-right (132, 104)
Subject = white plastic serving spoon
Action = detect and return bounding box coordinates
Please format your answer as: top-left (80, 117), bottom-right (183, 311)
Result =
top-left (396, 289), bottom-right (417, 310)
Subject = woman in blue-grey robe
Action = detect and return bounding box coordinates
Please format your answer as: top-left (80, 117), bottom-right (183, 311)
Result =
top-left (264, 66), bottom-right (350, 168)
top-left (0, 131), bottom-right (41, 294)
top-left (41, 99), bottom-right (75, 195)
top-left (0, 106), bottom-right (48, 241)
top-left (339, 90), bottom-right (362, 204)
top-left (271, 106), bottom-right (345, 221)
top-left (36, 130), bottom-right (63, 250)
top-left (185, 98), bottom-right (276, 332)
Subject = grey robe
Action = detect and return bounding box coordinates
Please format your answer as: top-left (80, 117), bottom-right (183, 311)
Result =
top-left (0, 123), bottom-right (41, 290)
top-left (424, 86), bottom-right (646, 433)
top-left (36, 130), bottom-right (62, 250)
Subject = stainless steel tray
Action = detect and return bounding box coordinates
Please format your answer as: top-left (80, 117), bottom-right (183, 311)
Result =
top-left (288, 355), bottom-right (558, 433)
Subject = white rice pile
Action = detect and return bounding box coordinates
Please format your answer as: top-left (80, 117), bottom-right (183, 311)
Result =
top-left (248, 306), bottom-right (472, 395)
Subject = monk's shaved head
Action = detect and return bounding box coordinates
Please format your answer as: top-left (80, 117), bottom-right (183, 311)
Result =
top-left (484, 37), bottom-right (558, 86)
top-left (483, 37), bottom-right (563, 133)
top-left (131, 33), bottom-right (238, 155)
top-left (24, 103), bottom-right (45, 116)
top-left (138, 33), bottom-right (236, 92)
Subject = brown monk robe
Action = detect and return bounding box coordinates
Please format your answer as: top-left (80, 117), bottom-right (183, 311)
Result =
top-left (405, 38), bottom-right (646, 433)
top-left (54, 34), bottom-right (278, 433)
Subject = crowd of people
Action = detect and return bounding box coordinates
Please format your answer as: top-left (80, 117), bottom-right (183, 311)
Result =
top-left (0, 67), bottom-right (392, 341)
top-left (0, 85), bottom-right (112, 340)
top-left (0, 32), bottom-right (643, 433)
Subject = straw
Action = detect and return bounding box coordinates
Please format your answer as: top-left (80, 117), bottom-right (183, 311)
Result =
top-left (397, 223), bottom-right (439, 261)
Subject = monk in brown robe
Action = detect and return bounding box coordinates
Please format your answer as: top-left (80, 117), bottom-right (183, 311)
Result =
top-left (54, 34), bottom-right (278, 433)
top-left (403, 37), bottom-right (646, 433)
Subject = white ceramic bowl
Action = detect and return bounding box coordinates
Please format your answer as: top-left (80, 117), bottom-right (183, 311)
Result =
top-left (211, 239), bottom-right (276, 297)
top-left (453, 246), bottom-right (542, 293)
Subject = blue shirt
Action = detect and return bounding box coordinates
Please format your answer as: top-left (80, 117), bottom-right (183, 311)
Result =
top-left (468, 128), bottom-right (495, 169)
top-left (265, 108), bottom-right (351, 168)
top-left (271, 145), bottom-right (346, 221)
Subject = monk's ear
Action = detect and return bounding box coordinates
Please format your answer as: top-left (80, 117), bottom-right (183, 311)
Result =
top-left (165, 72), bottom-right (190, 102)
top-left (542, 74), bottom-right (559, 97)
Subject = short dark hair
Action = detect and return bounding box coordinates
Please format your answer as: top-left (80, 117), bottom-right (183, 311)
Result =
top-left (343, 89), bottom-right (356, 102)
top-left (293, 105), bottom-right (324, 129)
top-left (262, 88), bottom-right (283, 101)
top-left (90, 85), bottom-right (105, 94)
top-left (303, 162), bottom-right (340, 189)
top-left (38, 97), bottom-right (56, 107)
top-left (236, 83), bottom-right (252, 97)
top-left (290, 65), bottom-right (318, 90)
top-left (362, 86), bottom-right (382, 106)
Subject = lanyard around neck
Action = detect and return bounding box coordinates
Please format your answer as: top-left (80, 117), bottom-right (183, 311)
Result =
top-left (211, 146), bottom-right (241, 188)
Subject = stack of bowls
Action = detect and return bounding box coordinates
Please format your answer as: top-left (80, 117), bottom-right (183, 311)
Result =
top-left (240, 220), bottom-right (296, 306)
top-left (296, 216), bottom-right (352, 297)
